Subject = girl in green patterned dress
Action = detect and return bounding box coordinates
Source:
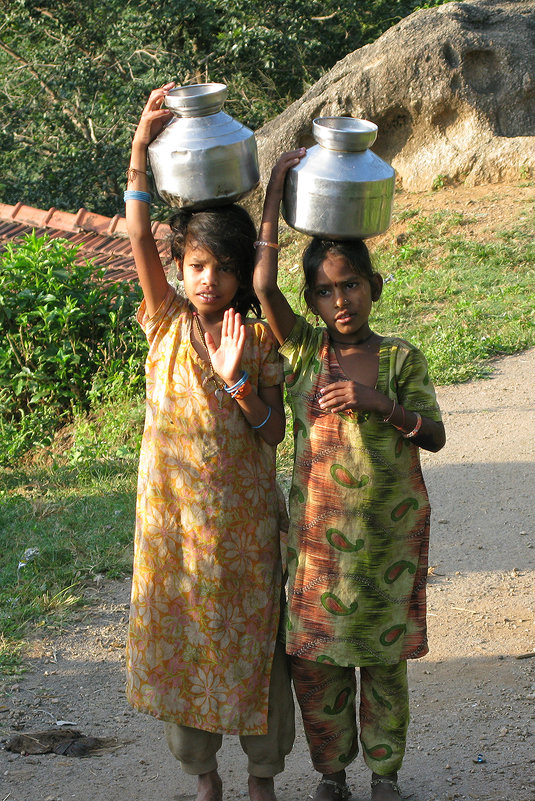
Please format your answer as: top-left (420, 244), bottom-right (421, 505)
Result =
top-left (253, 151), bottom-right (446, 801)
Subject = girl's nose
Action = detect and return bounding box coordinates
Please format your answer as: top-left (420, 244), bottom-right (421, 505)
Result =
top-left (335, 293), bottom-right (348, 306)
top-left (202, 267), bottom-right (217, 285)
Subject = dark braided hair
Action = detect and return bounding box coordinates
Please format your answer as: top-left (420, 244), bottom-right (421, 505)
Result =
top-left (168, 204), bottom-right (261, 318)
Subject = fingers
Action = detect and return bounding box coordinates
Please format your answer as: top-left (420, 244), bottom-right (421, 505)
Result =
top-left (280, 147), bottom-right (307, 162)
top-left (318, 381), bottom-right (357, 413)
top-left (222, 309), bottom-right (245, 345)
top-left (142, 82), bottom-right (175, 115)
top-left (272, 148), bottom-right (306, 176)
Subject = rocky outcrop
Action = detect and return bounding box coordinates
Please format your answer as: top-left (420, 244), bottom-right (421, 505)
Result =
top-left (253, 0), bottom-right (535, 197)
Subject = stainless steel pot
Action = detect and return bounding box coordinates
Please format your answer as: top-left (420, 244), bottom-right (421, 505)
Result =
top-left (148, 83), bottom-right (260, 209)
top-left (282, 117), bottom-right (395, 240)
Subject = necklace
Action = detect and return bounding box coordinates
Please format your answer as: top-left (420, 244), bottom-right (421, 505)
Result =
top-left (329, 331), bottom-right (375, 347)
top-left (192, 313), bottom-right (225, 408)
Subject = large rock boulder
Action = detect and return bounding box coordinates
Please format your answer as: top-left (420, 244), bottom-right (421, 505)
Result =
top-left (253, 0), bottom-right (535, 200)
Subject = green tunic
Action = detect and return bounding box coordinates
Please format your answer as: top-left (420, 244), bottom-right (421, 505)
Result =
top-left (280, 316), bottom-right (443, 667)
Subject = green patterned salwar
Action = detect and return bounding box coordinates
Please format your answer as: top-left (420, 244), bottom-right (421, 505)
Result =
top-left (291, 656), bottom-right (408, 775)
top-left (280, 316), bottom-right (442, 775)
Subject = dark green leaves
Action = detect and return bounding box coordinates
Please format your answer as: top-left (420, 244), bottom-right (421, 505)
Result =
top-left (0, 232), bottom-right (146, 464)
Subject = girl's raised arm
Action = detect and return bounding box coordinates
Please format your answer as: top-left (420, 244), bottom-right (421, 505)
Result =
top-left (253, 150), bottom-right (305, 345)
top-left (125, 83), bottom-right (175, 318)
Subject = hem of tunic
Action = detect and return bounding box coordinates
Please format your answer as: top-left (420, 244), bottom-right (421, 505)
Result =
top-left (125, 693), bottom-right (269, 736)
top-left (285, 641), bottom-right (429, 667)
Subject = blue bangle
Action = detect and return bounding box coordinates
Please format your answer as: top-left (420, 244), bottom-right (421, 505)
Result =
top-left (124, 190), bottom-right (151, 204)
top-left (224, 372), bottom-right (248, 394)
top-left (251, 406), bottom-right (272, 430)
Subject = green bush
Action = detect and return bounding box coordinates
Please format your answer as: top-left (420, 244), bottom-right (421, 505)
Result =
top-left (0, 232), bottom-right (147, 464)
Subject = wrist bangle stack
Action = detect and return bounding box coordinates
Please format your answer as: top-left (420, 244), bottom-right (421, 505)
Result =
top-left (124, 190), bottom-right (151, 204)
top-left (232, 380), bottom-right (252, 400)
top-left (403, 412), bottom-right (422, 439)
top-left (224, 372), bottom-right (252, 399)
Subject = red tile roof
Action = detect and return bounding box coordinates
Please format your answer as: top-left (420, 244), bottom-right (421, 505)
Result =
top-left (0, 202), bottom-right (171, 282)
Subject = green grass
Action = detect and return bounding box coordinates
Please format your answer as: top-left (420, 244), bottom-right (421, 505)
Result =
top-left (0, 397), bottom-right (144, 674)
top-left (372, 212), bottom-right (534, 382)
top-left (1, 194), bottom-right (534, 674)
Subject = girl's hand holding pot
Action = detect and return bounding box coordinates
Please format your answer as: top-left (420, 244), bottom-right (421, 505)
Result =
top-left (133, 82), bottom-right (175, 148)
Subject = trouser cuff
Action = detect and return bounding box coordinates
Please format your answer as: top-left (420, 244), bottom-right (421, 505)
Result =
top-left (248, 757), bottom-right (285, 778)
top-left (180, 755), bottom-right (218, 776)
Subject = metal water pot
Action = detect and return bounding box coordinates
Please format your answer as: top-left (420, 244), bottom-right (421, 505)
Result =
top-left (282, 117), bottom-right (395, 240)
top-left (148, 83), bottom-right (260, 209)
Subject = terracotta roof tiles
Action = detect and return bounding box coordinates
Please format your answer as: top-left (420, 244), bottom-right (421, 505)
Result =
top-left (0, 202), bottom-right (171, 282)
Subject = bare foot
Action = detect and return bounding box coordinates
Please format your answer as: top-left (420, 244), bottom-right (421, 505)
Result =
top-left (248, 775), bottom-right (277, 801)
top-left (197, 769), bottom-right (223, 801)
top-left (313, 771), bottom-right (351, 801)
top-left (370, 772), bottom-right (400, 801)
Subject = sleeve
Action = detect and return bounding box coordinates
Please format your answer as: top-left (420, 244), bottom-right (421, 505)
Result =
top-left (255, 321), bottom-right (284, 388)
top-left (394, 344), bottom-right (443, 423)
top-left (279, 315), bottom-right (323, 386)
top-left (136, 284), bottom-right (187, 345)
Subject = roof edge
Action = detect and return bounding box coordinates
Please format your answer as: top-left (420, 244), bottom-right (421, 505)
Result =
top-left (0, 202), bottom-right (170, 240)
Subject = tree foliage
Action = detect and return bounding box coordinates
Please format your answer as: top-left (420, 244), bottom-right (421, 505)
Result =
top-left (0, 0), bottom-right (451, 216)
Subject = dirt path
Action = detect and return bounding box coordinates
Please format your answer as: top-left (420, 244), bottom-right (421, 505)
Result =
top-left (1, 348), bottom-right (534, 801)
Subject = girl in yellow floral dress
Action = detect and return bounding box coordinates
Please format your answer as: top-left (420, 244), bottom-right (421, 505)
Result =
top-left (124, 84), bottom-right (294, 801)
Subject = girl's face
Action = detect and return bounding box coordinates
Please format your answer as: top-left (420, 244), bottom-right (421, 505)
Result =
top-left (306, 251), bottom-right (381, 342)
top-left (180, 240), bottom-right (239, 320)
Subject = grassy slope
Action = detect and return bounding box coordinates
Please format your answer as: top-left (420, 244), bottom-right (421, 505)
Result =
top-left (1, 182), bottom-right (533, 672)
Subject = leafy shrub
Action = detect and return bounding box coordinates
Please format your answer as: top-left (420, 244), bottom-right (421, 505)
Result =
top-left (0, 232), bottom-right (147, 464)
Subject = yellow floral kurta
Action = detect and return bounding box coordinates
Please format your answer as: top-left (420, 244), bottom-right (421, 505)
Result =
top-left (126, 286), bottom-right (284, 735)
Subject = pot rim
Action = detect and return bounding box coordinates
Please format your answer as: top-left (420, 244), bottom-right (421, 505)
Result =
top-left (313, 117), bottom-right (378, 151)
top-left (164, 83), bottom-right (228, 117)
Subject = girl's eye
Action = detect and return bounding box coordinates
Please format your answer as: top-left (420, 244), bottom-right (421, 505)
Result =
top-left (316, 288), bottom-right (329, 297)
top-left (345, 282), bottom-right (357, 289)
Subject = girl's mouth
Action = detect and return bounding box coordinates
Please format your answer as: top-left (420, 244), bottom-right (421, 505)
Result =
top-left (335, 312), bottom-right (353, 324)
top-left (198, 293), bottom-right (218, 303)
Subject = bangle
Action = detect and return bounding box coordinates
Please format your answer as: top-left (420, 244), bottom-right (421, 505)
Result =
top-left (232, 380), bottom-right (252, 400)
top-left (126, 167), bottom-right (147, 182)
top-left (383, 399), bottom-right (396, 423)
top-left (393, 405), bottom-right (407, 432)
top-left (403, 412), bottom-right (422, 439)
top-left (251, 406), bottom-right (272, 429)
top-left (253, 240), bottom-right (279, 250)
top-left (224, 372), bottom-right (248, 393)
top-left (124, 190), bottom-right (151, 204)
